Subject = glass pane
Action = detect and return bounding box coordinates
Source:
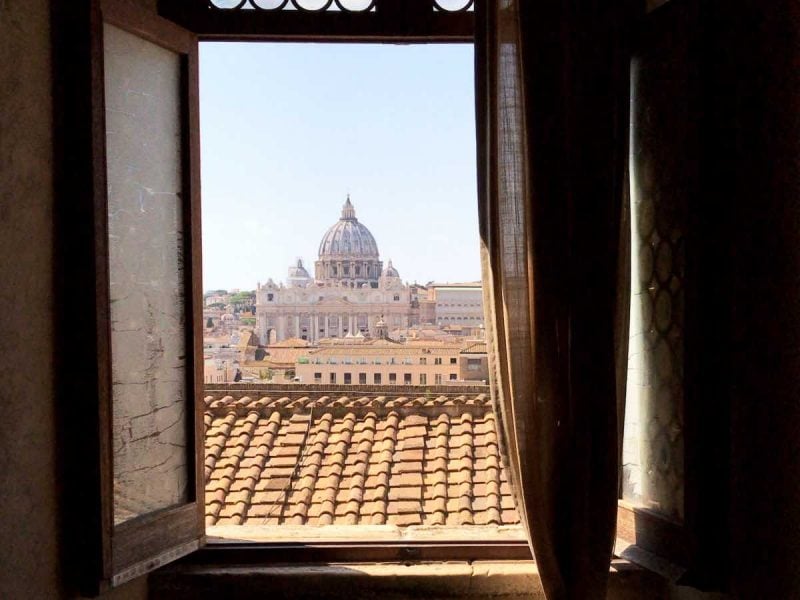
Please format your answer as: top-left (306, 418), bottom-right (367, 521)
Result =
top-left (622, 55), bottom-right (686, 522)
top-left (104, 24), bottom-right (189, 525)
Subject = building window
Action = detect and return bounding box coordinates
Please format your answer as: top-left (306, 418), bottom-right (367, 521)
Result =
top-left (330, 373), bottom-right (336, 384)
top-left (467, 358), bottom-right (481, 371)
top-left (374, 373), bottom-right (381, 385)
top-left (314, 372), bottom-right (322, 383)
top-left (420, 374), bottom-right (427, 385)
top-left (393, 295), bottom-right (400, 301)
top-left (420, 357), bottom-right (427, 365)
top-left (344, 373), bottom-right (352, 384)
top-left (359, 372), bottom-right (367, 384)
top-left (389, 373), bottom-right (396, 384)
top-left (435, 374), bottom-right (443, 385)
top-left (450, 357), bottom-right (457, 364)
top-left (434, 357), bottom-right (442, 365)
top-left (449, 374), bottom-right (457, 381)
top-left (404, 373), bottom-right (412, 384)
top-left (267, 293), bottom-right (274, 301)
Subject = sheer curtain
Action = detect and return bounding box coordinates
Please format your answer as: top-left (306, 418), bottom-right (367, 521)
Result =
top-left (477, 1), bottom-right (633, 598)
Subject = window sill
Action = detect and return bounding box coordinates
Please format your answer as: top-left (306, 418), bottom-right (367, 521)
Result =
top-left (150, 558), bottom-right (665, 599)
top-left (207, 523), bottom-right (527, 544)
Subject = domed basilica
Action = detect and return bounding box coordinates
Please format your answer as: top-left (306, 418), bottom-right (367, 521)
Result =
top-left (256, 198), bottom-right (418, 343)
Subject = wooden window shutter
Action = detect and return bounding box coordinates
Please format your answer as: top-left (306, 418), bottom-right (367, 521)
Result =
top-left (58, 0), bottom-right (204, 593)
top-left (616, 0), bottom-right (726, 589)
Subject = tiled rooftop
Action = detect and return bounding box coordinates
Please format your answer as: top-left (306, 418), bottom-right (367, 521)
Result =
top-left (204, 384), bottom-right (520, 529)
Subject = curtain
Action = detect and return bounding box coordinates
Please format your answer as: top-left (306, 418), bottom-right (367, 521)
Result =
top-left (477, 1), bottom-right (633, 598)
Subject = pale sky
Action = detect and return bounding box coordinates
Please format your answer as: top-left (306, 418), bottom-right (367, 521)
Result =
top-left (199, 42), bottom-right (478, 292)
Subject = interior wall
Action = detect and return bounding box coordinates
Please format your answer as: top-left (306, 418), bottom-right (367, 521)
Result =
top-left (0, 0), bottom-right (150, 597)
top-left (720, 0), bottom-right (800, 597)
top-left (0, 0), bottom-right (61, 596)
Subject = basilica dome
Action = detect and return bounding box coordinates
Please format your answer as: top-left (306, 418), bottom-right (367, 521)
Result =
top-left (317, 197), bottom-right (379, 259)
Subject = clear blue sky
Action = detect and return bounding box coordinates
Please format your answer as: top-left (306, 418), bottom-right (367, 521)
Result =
top-left (199, 42), bottom-right (478, 292)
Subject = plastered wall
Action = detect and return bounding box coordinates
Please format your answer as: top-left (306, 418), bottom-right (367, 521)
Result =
top-left (0, 1), bottom-right (61, 595)
top-left (0, 0), bottom-right (150, 597)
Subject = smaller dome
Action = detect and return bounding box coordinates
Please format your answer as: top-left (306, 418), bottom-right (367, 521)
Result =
top-left (288, 258), bottom-right (311, 281)
top-left (382, 259), bottom-right (400, 278)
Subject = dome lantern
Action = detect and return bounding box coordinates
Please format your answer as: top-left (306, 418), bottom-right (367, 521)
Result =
top-left (341, 195), bottom-right (356, 220)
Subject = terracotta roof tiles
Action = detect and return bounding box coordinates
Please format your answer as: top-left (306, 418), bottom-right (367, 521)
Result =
top-left (203, 384), bottom-right (519, 528)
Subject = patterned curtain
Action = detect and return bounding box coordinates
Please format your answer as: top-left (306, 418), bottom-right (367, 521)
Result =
top-left (477, 0), bottom-right (634, 597)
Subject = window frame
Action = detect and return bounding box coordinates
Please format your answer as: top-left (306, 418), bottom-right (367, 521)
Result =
top-left (58, 0), bottom-right (541, 592)
top-left (61, 0), bottom-right (708, 594)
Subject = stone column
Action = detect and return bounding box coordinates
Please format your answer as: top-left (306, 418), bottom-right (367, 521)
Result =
top-left (277, 314), bottom-right (286, 341)
top-left (313, 314), bottom-right (319, 342)
top-left (324, 314), bottom-right (329, 338)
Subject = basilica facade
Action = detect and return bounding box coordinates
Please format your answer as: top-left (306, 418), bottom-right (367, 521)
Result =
top-left (256, 198), bottom-right (419, 343)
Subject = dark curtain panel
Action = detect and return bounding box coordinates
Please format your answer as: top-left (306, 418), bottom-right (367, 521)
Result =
top-left (477, 1), bottom-right (633, 597)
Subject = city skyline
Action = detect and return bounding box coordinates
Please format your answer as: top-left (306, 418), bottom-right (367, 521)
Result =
top-left (200, 42), bottom-right (479, 291)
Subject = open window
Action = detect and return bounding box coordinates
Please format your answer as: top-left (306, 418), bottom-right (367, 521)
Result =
top-left (58, 0), bottom-right (716, 594)
top-left (196, 36), bottom-right (521, 545)
top-left (62, 0), bottom-right (516, 593)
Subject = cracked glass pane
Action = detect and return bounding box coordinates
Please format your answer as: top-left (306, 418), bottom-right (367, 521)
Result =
top-left (104, 24), bottom-right (189, 525)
